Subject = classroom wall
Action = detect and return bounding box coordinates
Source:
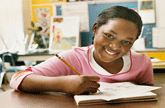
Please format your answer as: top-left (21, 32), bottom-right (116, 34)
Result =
top-left (0, 0), bottom-right (23, 51)
top-left (0, 0), bottom-right (32, 52)
top-left (22, 0), bottom-right (33, 36)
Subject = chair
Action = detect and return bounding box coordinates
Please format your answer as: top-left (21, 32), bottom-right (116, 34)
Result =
top-left (0, 58), bottom-right (5, 91)
top-left (0, 52), bottom-right (25, 91)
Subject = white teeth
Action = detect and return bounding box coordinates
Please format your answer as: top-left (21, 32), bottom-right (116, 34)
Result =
top-left (105, 49), bottom-right (116, 55)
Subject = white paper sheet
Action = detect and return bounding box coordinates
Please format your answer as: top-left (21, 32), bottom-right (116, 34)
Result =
top-left (62, 2), bottom-right (89, 32)
top-left (152, 27), bottom-right (165, 48)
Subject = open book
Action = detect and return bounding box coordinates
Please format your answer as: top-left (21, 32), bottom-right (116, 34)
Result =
top-left (74, 82), bottom-right (161, 105)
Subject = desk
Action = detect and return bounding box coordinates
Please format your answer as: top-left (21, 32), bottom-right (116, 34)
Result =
top-left (0, 84), bottom-right (164, 108)
top-left (17, 53), bottom-right (55, 61)
top-left (152, 61), bottom-right (165, 69)
top-left (136, 49), bottom-right (165, 69)
top-left (17, 50), bottom-right (65, 62)
top-left (136, 49), bottom-right (165, 61)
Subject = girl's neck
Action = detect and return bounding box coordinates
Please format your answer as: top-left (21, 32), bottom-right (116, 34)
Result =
top-left (94, 56), bottom-right (124, 74)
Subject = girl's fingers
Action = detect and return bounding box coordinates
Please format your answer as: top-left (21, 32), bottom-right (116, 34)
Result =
top-left (88, 81), bottom-right (100, 88)
top-left (82, 75), bottom-right (100, 82)
top-left (85, 87), bottom-right (98, 93)
top-left (82, 81), bottom-right (100, 93)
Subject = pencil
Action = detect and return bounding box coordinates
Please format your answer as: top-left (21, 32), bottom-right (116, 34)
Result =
top-left (55, 54), bottom-right (101, 92)
top-left (55, 54), bottom-right (81, 75)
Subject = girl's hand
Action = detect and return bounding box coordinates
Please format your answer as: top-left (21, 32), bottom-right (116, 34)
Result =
top-left (60, 75), bottom-right (100, 95)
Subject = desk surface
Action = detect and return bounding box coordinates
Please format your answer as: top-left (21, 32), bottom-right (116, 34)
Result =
top-left (152, 61), bottom-right (165, 69)
top-left (0, 84), bottom-right (165, 108)
top-left (17, 52), bottom-right (55, 61)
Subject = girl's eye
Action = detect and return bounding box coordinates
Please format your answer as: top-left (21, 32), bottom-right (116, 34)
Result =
top-left (105, 34), bottom-right (114, 39)
top-left (122, 41), bottom-right (131, 45)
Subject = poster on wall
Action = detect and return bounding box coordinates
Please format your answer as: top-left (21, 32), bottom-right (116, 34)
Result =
top-left (34, 7), bottom-right (50, 49)
top-left (29, 5), bottom-right (53, 51)
top-left (49, 16), bottom-right (80, 52)
top-left (138, 0), bottom-right (155, 24)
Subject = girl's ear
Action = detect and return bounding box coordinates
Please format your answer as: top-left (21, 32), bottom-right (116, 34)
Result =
top-left (92, 23), bottom-right (97, 35)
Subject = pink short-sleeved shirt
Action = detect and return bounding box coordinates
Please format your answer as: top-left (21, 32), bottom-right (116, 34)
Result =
top-left (10, 45), bottom-right (154, 90)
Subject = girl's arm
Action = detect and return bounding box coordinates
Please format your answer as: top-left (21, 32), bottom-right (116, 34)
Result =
top-left (138, 55), bottom-right (154, 86)
top-left (18, 74), bottom-right (100, 95)
top-left (10, 49), bottom-right (100, 94)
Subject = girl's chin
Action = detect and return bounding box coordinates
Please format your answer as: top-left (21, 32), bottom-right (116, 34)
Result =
top-left (101, 58), bottom-right (116, 63)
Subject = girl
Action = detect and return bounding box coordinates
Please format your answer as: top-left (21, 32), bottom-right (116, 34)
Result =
top-left (10, 6), bottom-right (153, 95)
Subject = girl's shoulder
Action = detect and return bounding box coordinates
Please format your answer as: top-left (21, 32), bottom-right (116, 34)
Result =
top-left (71, 45), bottom-right (92, 55)
top-left (130, 50), bottom-right (151, 62)
top-left (59, 45), bottom-right (91, 59)
top-left (72, 45), bottom-right (91, 52)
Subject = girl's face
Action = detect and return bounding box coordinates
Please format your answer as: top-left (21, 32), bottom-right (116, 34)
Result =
top-left (93, 18), bottom-right (138, 64)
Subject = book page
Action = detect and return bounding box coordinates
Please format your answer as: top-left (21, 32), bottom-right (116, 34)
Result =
top-left (74, 82), bottom-right (161, 104)
top-left (98, 82), bottom-right (161, 95)
top-left (74, 91), bottom-right (157, 105)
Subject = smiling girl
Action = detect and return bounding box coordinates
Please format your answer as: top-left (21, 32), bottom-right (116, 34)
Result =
top-left (10, 6), bottom-right (153, 95)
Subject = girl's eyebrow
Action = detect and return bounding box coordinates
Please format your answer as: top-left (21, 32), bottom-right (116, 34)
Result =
top-left (109, 30), bottom-right (134, 40)
top-left (109, 30), bottom-right (117, 35)
top-left (126, 37), bottom-right (134, 40)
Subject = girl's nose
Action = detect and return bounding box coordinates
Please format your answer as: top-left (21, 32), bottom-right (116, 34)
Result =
top-left (109, 43), bottom-right (121, 51)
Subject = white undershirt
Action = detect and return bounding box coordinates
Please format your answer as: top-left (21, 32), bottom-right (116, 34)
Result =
top-left (89, 46), bottom-right (131, 75)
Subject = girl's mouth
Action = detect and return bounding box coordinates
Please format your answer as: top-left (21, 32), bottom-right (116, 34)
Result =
top-left (105, 49), bottom-right (118, 55)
